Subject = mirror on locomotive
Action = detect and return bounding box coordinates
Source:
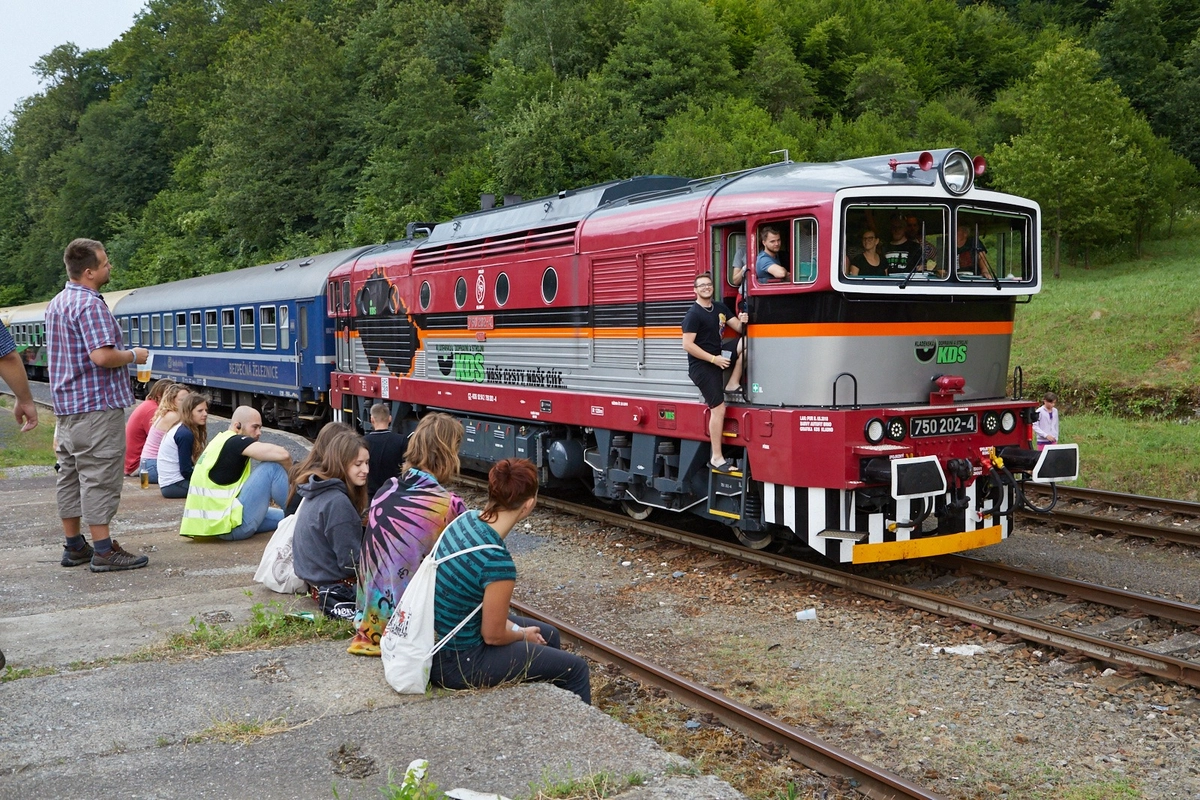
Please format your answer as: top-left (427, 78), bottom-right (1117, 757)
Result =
top-left (842, 205), bottom-right (948, 280)
top-left (955, 208), bottom-right (1033, 282)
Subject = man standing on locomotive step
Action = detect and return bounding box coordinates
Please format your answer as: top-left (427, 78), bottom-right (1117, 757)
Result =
top-left (682, 273), bottom-right (748, 473)
top-left (48, 238), bottom-right (150, 572)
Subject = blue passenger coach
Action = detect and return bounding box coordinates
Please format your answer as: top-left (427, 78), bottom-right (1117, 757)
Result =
top-left (113, 247), bottom-right (375, 433)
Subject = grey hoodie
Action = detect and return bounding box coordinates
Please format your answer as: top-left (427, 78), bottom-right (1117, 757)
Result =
top-left (292, 477), bottom-right (364, 586)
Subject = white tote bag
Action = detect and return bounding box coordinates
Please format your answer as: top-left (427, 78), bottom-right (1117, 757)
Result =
top-left (380, 533), bottom-right (500, 694)
top-left (253, 500), bottom-right (308, 595)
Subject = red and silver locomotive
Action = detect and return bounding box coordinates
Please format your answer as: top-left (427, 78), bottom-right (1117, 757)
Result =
top-left (327, 149), bottom-right (1078, 563)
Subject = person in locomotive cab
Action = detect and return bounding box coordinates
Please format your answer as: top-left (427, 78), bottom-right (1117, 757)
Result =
top-left (906, 215), bottom-right (940, 274)
top-left (682, 273), bottom-right (748, 473)
top-left (755, 226), bottom-right (788, 282)
top-left (955, 224), bottom-right (993, 279)
top-left (180, 406), bottom-right (293, 540)
top-left (882, 213), bottom-right (922, 275)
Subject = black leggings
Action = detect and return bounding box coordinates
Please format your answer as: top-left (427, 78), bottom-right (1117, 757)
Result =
top-left (431, 615), bottom-right (591, 704)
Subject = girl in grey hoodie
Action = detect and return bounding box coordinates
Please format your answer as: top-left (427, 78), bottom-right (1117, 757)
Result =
top-left (292, 431), bottom-right (370, 620)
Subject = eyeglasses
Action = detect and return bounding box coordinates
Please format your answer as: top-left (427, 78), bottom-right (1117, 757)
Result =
top-left (695, 282), bottom-right (713, 288)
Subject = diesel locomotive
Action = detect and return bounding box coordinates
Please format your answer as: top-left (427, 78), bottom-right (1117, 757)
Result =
top-left (325, 149), bottom-right (1079, 563)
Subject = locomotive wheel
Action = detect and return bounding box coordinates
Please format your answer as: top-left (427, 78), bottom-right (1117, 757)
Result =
top-left (733, 525), bottom-right (773, 550)
top-left (621, 499), bottom-right (654, 521)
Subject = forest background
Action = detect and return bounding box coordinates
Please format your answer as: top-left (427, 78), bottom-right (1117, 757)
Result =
top-left (1, 0), bottom-right (1199, 303)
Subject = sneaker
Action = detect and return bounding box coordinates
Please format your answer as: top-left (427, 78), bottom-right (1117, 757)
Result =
top-left (90, 540), bottom-right (149, 572)
top-left (61, 541), bottom-right (95, 567)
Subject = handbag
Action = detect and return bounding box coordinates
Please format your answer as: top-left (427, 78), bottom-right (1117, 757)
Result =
top-left (253, 499), bottom-right (308, 594)
top-left (380, 531), bottom-right (501, 694)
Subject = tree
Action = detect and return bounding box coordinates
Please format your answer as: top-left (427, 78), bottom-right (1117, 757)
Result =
top-left (647, 96), bottom-right (801, 177)
top-left (991, 42), bottom-right (1146, 276)
top-left (598, 0), bottom-right (736, 124)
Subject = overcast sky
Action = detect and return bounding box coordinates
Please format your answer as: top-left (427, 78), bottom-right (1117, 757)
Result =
top-left (1, 0), bottom-right (147, 126)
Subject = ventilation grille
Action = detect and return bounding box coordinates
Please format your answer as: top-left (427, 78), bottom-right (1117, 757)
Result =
top-left (414, 222), bottom-right (577, 268)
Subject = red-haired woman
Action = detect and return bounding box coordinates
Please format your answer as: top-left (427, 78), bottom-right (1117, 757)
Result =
top-left (430, 458), bottom-right (591, 703)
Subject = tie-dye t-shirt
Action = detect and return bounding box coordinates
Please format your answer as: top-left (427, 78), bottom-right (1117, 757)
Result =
top-left (347, 468), bottom-right (466, 656)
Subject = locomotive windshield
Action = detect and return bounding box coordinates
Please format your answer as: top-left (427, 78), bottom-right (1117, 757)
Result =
top-left (842, 203), bottom-right (1033, 285)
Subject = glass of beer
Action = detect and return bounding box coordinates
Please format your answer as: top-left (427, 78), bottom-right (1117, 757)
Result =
top-left (136, 352), bottom-right (153, 383)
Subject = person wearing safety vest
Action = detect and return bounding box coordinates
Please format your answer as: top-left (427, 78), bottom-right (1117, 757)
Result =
top-left (180, 406), bottom-right (292, 540)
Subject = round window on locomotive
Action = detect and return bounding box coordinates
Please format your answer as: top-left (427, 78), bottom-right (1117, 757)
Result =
top-left (420, 281), bottom-right (431, 310)
top-left (541, 267), bottom-right (558, 304)
top-left (496, 273), bottom-right (510, 306)
top-left (454, 276), bottom-right (467, 308)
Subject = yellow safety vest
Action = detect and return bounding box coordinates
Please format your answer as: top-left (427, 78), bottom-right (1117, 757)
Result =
top-left (179, 430), bottom-right (254, 538)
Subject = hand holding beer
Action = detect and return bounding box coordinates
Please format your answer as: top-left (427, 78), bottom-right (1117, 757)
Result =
top-left (133, 348), bottom-right (152, 382)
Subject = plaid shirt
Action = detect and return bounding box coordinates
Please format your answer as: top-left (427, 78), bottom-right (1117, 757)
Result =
top-left (46, 282), bottom-right (134, 416)
top-left (0, 324), bottom-right (14, 359)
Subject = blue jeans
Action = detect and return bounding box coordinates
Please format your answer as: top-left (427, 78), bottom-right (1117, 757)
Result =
top-left (219, 462), bottom-right (288, 541)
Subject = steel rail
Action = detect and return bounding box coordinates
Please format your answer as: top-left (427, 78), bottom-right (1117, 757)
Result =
top-left (1018, 506), bottom-right (1200, 546)
top-left (935, 555), bottom-right (1200, 627)
top-left (487, 484), bottom-right (1200, 689)
top-left (511, 601), bottom-right (945, 800)
top-left (1025, 484), bottom-right (1200, 517)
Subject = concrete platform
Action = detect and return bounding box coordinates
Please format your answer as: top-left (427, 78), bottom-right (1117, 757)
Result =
top-left (0, 456), bottom-right (746, 799)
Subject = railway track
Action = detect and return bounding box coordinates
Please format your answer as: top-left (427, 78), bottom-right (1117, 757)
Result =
top-left (478, 480), bottom-right (1200, 690)
top-left (1022, 484), bottom-right (1200, 546)
top-left (513, 601), bottom-right (945, 800)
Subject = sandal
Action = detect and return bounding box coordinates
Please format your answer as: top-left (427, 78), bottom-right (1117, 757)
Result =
top-left (708, 458), bottom-right (736, 473)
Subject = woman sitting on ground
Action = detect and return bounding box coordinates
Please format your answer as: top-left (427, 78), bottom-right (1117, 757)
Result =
top-left (285, 422), bottom-right (355, 515)
top-left (430, 458), bottom-right (591, 704)
top-left (124, 378), bottom-right (172, 477)
top-left (138, 383), bottom-right (188, 484)
top-left (292, 431), bottom-right (371, 620)
top-left (348, 412), bottom-right (466, 656)
top-left (157, 393), bottom-right (209, 499)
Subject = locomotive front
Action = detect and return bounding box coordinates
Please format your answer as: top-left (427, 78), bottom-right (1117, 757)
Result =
top-left (735, 150), bottom-right (1078, 561)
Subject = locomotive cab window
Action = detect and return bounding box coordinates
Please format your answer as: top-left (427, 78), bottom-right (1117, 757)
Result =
top-left (842, 205), bottom-right (948, 281)
top-left (712, 226), bottom-right (747, 303)
top-left (753, 221), bottom-right (790, 284)
top-left (955, 209), bottom-right (1032, 282)
top-left (793, 218), bottom-right (818, 283)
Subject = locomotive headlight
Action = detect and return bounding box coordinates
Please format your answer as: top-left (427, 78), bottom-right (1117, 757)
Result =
top-left (982, 411), bottom-right (1000, 435)
top-left (940, 150), bottom-right (974, 195)
top-left (886, 417), bottom-right (907, 442)
top-left (865, 418), bottom-right (885, 444)
top-left (1000, 410), bottom-right (1016, 433)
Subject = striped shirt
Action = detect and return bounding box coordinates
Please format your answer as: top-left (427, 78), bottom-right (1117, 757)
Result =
top-left (46, 282), bottom-right (134, 416)
top-left (432, 511), bottom-right (516, 651)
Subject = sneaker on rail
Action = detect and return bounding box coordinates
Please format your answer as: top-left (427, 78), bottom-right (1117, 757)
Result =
top-left (61, 541), bottom-right (95, 567)
top-left (90, 540), bottom-right (149, 572)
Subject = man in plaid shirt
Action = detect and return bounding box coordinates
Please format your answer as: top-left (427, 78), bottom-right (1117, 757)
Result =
top-left (47, 239), bottom-right (150, 572)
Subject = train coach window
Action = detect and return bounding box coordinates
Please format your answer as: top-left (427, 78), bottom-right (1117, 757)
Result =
top-left (541, 267), bottom-right (558, 303)
top-left (495, 273), bottom-right (509, 306)
top-left (279, 306), bottom-right (290, 350)
top-left (419, 281), bottom-right (431, 310)
top-left (842, 205), bottom-right (948, 281)
top-left (240, 308), bottom-right (255, 347)
top-left (151, 315), bottom-right (162, 347)
top-left (955, 209), bottom-right (1032, 282)
top-left (221, 309), bottom-right (235, 348)
top-left (205, 310), bottom-right (218, 348)
top-left (454, 276), bottom-right (467, 308)
top-left (260, 306), bottom-right (277, 349)
top-left (130, 316), bottom-right (140, 346)
top-left (190, 311), bottom-right (201, 347)
top-left (141, 315), bottom-right (151, 346)
top-left (163, 314), bottom-right (174, 347)
top-left (792, 218), bottom-right (818, 283)
top-left (298, 307), bottom-right (308, 350)
top-left (177, 313), bottom-right (187, 347)
top-left (119, 317), bottom-right (130, 346)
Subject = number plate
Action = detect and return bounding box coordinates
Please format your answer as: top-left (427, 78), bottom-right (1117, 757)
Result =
top-left (909, 413), bottom-right (977, 438)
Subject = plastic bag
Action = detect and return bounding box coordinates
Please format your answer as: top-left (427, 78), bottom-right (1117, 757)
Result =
top-left (253, 502), bottom-right (308, 595)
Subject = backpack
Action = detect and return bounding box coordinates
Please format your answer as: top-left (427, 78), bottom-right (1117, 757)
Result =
top-left (252, 500), bottom-right (308, 595)
top-left (380, 531), bottom-right (501, 694)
